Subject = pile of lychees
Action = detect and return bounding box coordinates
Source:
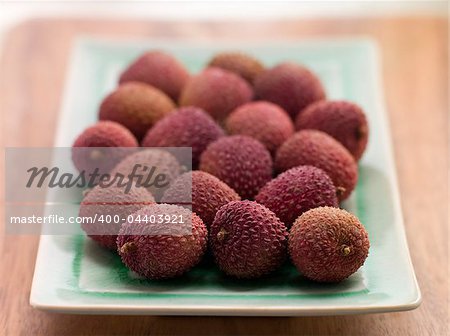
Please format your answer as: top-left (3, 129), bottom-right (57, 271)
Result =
top-left (73, 51), bottom-right (370, 283)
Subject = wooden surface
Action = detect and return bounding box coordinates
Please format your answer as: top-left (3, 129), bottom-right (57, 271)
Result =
top-left (0, 17), bottom-right (448, 335)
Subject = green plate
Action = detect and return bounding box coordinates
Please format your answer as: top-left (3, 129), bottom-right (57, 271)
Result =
top-left (30, 37), bottom-right (421, 316)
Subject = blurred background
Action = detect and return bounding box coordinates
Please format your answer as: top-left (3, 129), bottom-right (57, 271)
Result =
top-left (0, 1), bottom-right (447, 47)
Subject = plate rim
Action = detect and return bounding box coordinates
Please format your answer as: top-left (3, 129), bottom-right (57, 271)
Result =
top-left (29, 36), bottom-right (422, 316)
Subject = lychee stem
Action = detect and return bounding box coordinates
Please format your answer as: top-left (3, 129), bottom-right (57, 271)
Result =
top-left (216, 228), bottom-right (228, 242)
top-left (355, 125), bottom-right (367, 140)
top-left (120, 242), bottom-right (137, 255)
top-left (341, 245), bottom-right (351, 256)
top-left (336, 187), bottom-right (346, 198)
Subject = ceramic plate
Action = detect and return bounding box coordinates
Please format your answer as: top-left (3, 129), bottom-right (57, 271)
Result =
top-left (29, 37), bottom-right (421, 316)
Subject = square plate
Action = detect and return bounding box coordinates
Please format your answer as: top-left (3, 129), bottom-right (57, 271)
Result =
top-left (30, 37), bottom-right (421, 316)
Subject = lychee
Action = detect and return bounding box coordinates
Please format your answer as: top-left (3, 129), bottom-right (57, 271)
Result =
top-left (110, 149), bottom-right (182, 201)
top-left (141, 107), bottom-right (224, 168)
top-left (72, 121), bottom-right (138, 175)
top-left (119, 51), bottom-right (190, 101)
top-left (99, 82), bottom-right (176, 140)
top-left (275, 130), bottom-right (357, 201)
top-left (296, 100), bottom-right (369, 160)
top-left (255, 166), bottom-right (338, 228)
top-left (179, 67), bottom-right (253, 122)
top-left (162, 171), bottom-right (241, 228)
top-left (289, 207), bottom-right (370, 282)
top-left (79, 183), bottom-right (154, 250)
top-left (208, 52), bottom-right (265, 85)
top-left (225, 101), bottom-right (294, 155)
top-left (199, 135), bottom-right (273, 200)
top-left (254, 62), bottom-right (325, 119)
top-left (117, 204), bottom-right (207, 279)
top-left (210, 200), bottom-right (288, 279)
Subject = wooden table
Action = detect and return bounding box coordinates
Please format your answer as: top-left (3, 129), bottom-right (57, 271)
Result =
top-left (1, 18), bottom-right (447, 335)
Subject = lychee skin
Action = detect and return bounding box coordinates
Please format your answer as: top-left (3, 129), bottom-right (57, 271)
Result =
top-left (72, 121), bottom-right (138, 174)
top-left (226, 101), bottom-right (294, 155)
top-left (210, 200), bottom-right (288, 279)
top-left (141, 107), bottom-right (225, 168)
top-left (255, 166), bottom-right (338, 228)
top-left (161, 171), bottom-right (241, 228)
top-left (179, 67), bottom-right (253, 122)
top-left (117, 204), bottom-right (208, 279)
top-left (79, 184), bottom-right (154, 250)
top-left (289, 207), bottom-right (370, 283)
top-left (199, 135), bottom-right (273, 200)
top-left (208, 52), bottom-right (265, 85)
top-left (119, 51), bottom-right (190, 101)
top-left (296, 100), bottom-right (369, 160)
top-left (275, 130), bottom-right (357, 201)
top-left (110, 149), bottom-right (182, 201)
top-left (254, 62), bottom-right (326, 120)
top-left (99, 82), bottom-right (176, 140)
top-left (73, 121), bottom-right (138, 148)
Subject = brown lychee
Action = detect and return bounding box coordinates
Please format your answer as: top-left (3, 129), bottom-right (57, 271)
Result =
top-left (179, 67), bottom-right (253, 122)
top-left (72, 121), bottom-right (138, 175)
top-left (210, 200), bottom-right (288, 279)
top-left (117, 204), bottom-right (207, 279)
top-left (199, 135), bottom-right (273, 200)
top-left (208, 52), bottom-right (265, 84)
top-left (79, 183), bottom-right (154, 250)
top-left (289, 207), bottom-right (370, 282)
top-left (161, 170), bottom-right (241, 228)
top-left (141, 106), bottom-right (224, 168)
top-left (99, 82), bottom-right (176, 140)
top-left (275, 130), bottom-right (357, 201)
top-left (119, 51), bottom-right (190, 101)
top-left (255, 165), bottom-right (338, 228)
top-left (226, 101), bottom-right (294, 155)
top-left (254, 62), bottom-right (325, 120)
top-left (110, 149), bottom-right (182, 201)
top-left (296, 100), bottom-right (369, 160)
